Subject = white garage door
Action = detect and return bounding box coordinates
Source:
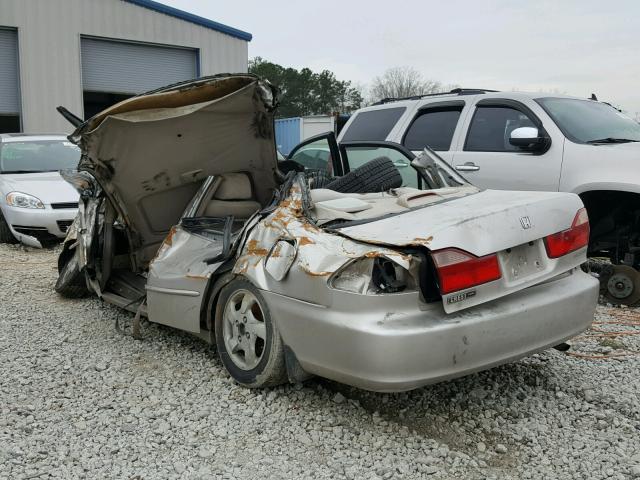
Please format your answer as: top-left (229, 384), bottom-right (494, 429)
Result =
top-left (81, 37), bottom-right (198, 95)
top-left (0, 28), bottom-right (20, 115)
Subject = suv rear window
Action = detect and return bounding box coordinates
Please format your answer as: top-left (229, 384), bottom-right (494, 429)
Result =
top-left (402, 106), bottom-right (462, 151)
top-left (341, 107), bottom-right (405, 141)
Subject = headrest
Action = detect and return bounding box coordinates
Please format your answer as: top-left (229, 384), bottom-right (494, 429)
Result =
top-left (214, 173), bottom-right (253, 200)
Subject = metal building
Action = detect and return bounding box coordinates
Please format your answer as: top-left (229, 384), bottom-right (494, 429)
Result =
top-left (0, 0), bottom-right (251, 133)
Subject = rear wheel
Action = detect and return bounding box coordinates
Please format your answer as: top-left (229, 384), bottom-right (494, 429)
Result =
top-left (54, 247), bottom-right (88, 298)
top-left (0, 210), bottom-right (18, 244)
top-left (215, 279), bottom-right (287, 388)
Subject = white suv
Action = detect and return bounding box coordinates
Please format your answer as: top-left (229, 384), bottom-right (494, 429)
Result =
top-left (338, 89), bottom-right (640, 304)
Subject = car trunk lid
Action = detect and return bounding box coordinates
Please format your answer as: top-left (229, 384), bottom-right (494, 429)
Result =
top-left (335, 189), bottom-right (588, 312)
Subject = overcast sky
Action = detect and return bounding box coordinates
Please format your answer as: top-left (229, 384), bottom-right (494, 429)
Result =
top-left (164, 0), bottom-right (640, 116)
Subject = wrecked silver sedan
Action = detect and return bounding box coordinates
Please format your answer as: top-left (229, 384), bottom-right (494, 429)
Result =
top-left (56, 74), bottom-right (599, 391)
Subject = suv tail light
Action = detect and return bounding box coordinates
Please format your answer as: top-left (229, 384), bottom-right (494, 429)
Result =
top-left (431, 248), bottom-right (502, 294)
top-left (544, 208), bottom-right (590, 259)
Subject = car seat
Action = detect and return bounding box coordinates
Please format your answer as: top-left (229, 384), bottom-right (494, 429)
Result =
top-left (204, 173), bottom-right (261, 219)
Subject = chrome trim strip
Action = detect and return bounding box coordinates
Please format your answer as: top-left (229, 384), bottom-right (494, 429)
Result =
top-left (145, 285), bottom-right (200, 297)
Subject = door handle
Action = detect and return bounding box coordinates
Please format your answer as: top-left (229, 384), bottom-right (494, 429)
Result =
top-left (455, 162), bottom-right (480, 172)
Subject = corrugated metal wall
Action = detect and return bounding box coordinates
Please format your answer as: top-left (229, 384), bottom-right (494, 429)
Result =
top-left (301, 116), bottom-right (335, 139)
top-left (0, 27), bottom-right (19, 115)
top-left (0, 0), bottom-right (249, 133)
top-left (275, 118), bottom-right (301, 155)
top-left (81, 37), bottom-right (197, 94)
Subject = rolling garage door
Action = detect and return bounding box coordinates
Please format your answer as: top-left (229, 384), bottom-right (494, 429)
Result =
top-left (80, 37), bottom-right (198, 95)
top-left (0, 28), bottom-right (21, 132)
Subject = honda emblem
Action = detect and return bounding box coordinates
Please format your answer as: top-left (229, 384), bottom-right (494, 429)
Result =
top-left (520, 216), bottom-right (532, 229)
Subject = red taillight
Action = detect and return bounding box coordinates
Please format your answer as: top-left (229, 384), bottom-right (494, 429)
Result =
top-left (431, 248), bottom-right (502, 294)
top-left (544, 208), bottom-right (590, 259)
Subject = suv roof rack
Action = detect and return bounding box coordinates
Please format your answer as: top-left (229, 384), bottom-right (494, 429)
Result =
top-left (372, 87), bottom-right (499, 105)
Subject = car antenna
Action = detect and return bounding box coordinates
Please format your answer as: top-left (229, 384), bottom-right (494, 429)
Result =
top-left (590, 93), bottom-right (598, 101)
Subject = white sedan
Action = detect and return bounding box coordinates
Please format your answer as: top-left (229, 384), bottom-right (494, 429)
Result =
top-left (0, 134), bottom-right (80, 247)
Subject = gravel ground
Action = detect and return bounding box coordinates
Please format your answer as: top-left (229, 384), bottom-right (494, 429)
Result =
top-left (1, 243), bottom-right (639, 480)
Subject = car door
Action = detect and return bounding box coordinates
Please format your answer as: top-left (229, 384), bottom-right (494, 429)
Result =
top-left (338, 141), bottom-right (422, 188)
top-left (400, 99), bottom-right (472, 165)
top-left (289, 132), bottom-right (424, 189)
top-left (451, 99), bottom-right (563, 191)
top-left (287, 132), bottom-right (344, 177)
top-left (145, 177), bottom-right (234, 333)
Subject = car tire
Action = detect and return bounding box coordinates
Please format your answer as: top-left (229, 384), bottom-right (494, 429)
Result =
top-left (306, 169), bottom-right (334, 189)
top-left (0, 210), bottom-right (18, 244)
top-left (325, 156), bottom-right (402, 194)
top-left (215, 278), bottom-right (287, 388)
top-left (54, 247), bottom-right (88, 298)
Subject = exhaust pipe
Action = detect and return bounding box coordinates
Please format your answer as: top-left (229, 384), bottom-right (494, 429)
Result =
top-left (553, 342), bottom-right (571, 352)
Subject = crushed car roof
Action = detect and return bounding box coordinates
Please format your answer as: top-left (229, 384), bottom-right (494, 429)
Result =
top-left (70, 74), bottom-right (280, 265)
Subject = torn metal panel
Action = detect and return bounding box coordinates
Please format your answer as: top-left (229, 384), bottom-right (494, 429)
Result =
top-left (146, 224), bottom-right (226, 332)
top-left (234, 176), bottom-right (416, 300)
top-left (149, 225), bottom-right (225, 280)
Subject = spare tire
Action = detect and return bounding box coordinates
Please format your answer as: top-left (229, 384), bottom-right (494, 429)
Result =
top-left (325, 156), bottom-right (402, 194)
top-left (306, 169), bottom-right (334, 189)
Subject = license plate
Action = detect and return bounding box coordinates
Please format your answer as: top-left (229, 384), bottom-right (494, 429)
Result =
top-left (500, 241), bottom-right (546, 284)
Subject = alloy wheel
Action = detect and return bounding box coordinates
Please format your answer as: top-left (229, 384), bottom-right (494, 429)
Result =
top-left (222, 289), bottom-right (267, 370)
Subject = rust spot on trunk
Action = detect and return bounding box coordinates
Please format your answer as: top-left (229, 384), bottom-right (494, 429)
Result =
top-left (412, 236), bottom-right (433, 245)
top-left (301, 222), bottom-right (321, 234)
top-left (298, 236), bottom-right (315, 246)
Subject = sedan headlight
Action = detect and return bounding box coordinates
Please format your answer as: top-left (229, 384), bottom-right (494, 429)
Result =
top-left (6, 192), bottom-right (45, 209)
top-left (330, 256), bottom-right (419, 295)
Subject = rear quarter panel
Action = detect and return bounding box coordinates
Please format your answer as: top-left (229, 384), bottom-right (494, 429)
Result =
top-left (560, 141), bottom-right (640, 195)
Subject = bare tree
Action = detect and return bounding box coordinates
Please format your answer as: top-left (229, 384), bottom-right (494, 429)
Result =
top-left (369, 67), bottom-right (443, 102)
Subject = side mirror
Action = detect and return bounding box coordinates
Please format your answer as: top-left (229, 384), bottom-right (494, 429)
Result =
top-left (509, 127), bottom-right (548, 151)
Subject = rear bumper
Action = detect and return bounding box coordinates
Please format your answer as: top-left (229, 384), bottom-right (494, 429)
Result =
top-left (262, 269), bottom-right (599, 392)
top-left (2, 205), bottom-right (77, 247)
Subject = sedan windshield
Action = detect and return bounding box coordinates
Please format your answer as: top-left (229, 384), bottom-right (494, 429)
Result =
top-left (0, 140), bottom-right (81, 174)
top-left (536, 97), bottom-right (640, 144)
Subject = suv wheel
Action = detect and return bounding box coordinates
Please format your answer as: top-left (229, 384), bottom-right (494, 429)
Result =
top-left (604, 264), bottom-right (640, 306)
